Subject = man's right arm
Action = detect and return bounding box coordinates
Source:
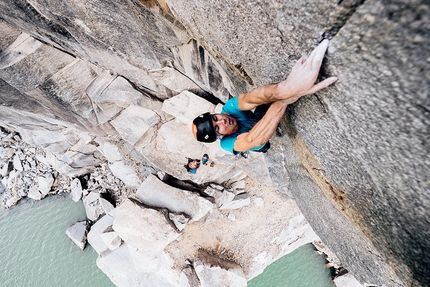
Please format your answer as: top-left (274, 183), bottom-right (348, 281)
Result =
top-left (238, 39), bottom-right (337, 111)
top-left (233, 40), bottom-right (337, 152)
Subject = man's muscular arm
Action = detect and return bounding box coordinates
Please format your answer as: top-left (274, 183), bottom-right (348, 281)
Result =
top-left (238, 39), bottom-right (337, 111)
top-left (234, 101), bottom-right (287, 152)
top-left (234, 40), bottom-right (337, 152)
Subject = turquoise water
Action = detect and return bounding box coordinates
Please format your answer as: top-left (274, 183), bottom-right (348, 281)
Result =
top-left (0, 195), bottom-right (114, 287)
top-left (248, 243), bottom-right (335, 287)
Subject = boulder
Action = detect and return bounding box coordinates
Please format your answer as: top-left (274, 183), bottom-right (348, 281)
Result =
top-left (27, 187), bottom-right (42, 201)
top-left (112, 198), bottom-right (180, 252)
top-left (148, 66), bottom-right (202, 94)
top-left (96, 243), bottom-right (180, 287)
top-left (66, 221), bottom-right (88, 250)
top-left (88, 75), bottom-right (143, 124)
top-left (215, 190), bottom-right (235, 208)
top-left (229, 180), bottom-right (245, 192)
top-left (168, 212), bottom-right (191, 231)
top-left (68, 133), bottom-right (97, 155)
top-left (3, 148), bottom-right (15, 159)
top-left (110, 105), bottom-right (159, 146)
top-left (0, 162), bottom-right (9, 177)
top-left (162, 90), bottom-right (216, 124)
top-left (179, 266), bottom-right (200, 287)
top-left (37, 173), bottom-right (54, 196)
top-left (135, 174), bottom-right (213, 222)
top-left (219, 193), bottom-right (250, 210)
top-left (36, 151), bottom-right (87, 177)
top-left (99, 198), bottom-right (115, 215)
top-left (83, 191), bottom-right (103, 221)
top-left (87, 213), bottom-right (116, 255)
top-left (108, 161), bottom-right (141, 189)
top-left (70, 178), bottom-right (83, 202)
top-left (95, 140), bottom-right (123, 163)
top-left (100, 231), bottom-right (122, 251)
top-left (12, 154), bottom-right (23, 171)
top-left (334, 273), bottom-right (365, 287)
top-left (194, 250), bottom-right (247, 287)
top-left (204, 184), bottom-right (235, 207)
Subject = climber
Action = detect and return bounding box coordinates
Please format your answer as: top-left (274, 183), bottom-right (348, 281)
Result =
top-left (191, 39), bottom-right (337, 155)
top-left (202, 153), bottom-right (209, 165)
top-left (184, 158), bottom-right (200, 174)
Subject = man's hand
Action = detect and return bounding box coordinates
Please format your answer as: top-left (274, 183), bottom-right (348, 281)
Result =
top-left (276, 39), bottom-right (338, 104)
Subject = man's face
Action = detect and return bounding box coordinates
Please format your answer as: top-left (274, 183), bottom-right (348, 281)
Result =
top-left (189, 160), bottom-right (199, 169)
top-left (212, 114), bottom-right (239, 136)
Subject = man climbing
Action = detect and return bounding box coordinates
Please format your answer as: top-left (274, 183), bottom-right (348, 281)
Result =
top-left (184, 158), bottom-right (200, 174)
top-left (191, 39), bottom-right (337, 155)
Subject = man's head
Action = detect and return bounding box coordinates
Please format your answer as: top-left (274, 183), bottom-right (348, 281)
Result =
top-left (192, 113), bottom-right (239, 142)
top-left (184, 158), bottom-right (200, 173)
top-left (188, 159), bottom-right (200, 169)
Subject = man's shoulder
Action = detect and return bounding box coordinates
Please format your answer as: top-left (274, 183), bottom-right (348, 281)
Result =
top-left (220, 133), bottom-right (239, 154)
top-left (222, 97), bottom-right (240, 114)
top-left (222, 97), bottom-right (256, 121)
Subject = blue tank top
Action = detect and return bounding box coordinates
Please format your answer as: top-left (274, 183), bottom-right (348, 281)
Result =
top-left (220, 97), bottom-right (266, 154)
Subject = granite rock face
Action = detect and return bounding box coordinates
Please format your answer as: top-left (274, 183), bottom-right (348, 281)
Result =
top-left (0, 0), bottom-right (429, 286)
top-left (166, 0), bottom-right (430, 286)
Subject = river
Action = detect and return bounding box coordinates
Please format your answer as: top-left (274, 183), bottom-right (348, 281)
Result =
top-left (0, 195), bottom-right (114, 287)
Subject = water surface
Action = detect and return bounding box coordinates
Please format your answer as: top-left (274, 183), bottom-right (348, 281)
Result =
top-left (0, 195), bottom-right (114, 287)
top-left (248, 243), bottom-right (335, 287)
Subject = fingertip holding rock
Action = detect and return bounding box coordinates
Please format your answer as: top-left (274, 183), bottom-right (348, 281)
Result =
top-left (325, 77), bottom-right (338, 87)
top-left (320, 39), bottom-right (329, 47)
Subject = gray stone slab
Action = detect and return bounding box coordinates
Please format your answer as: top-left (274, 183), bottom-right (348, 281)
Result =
top-left (66, 221), bottom-right (88, 250)
top-left (136, 174), bottom-right (213, 222)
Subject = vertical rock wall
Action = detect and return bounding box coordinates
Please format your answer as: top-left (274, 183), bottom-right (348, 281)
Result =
top-left (290, 2), bottom-right (430, 286)
top-left (166, 0), bottom-right (430, 286)
top-left (0, 0), bottom-right (429, 286)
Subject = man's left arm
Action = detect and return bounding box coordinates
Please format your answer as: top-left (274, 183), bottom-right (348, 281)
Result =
top-left (233, 101), bottom-right (288, 152)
